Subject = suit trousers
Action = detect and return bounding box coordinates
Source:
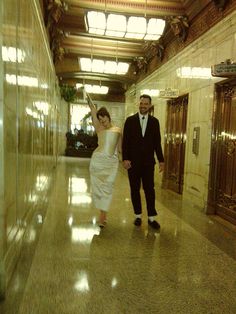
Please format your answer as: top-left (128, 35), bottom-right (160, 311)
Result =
top-left (128, 163), bottom-right (157, 217)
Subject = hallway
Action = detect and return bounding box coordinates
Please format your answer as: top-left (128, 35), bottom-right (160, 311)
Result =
top-left (1, 156), bottom-right (236, 314)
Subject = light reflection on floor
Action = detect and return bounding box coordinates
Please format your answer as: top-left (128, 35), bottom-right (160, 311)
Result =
top-left (1, 156), bottom-right (236, 314)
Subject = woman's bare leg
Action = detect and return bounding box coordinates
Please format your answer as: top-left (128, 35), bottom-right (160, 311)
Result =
top-left (99, 210), bottom-right (107, 227)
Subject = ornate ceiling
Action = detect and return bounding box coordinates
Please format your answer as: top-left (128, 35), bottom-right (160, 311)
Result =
top-left (40, 0), bottom-right (230, 101)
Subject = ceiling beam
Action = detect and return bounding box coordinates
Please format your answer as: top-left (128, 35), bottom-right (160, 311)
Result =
top-left (66, 0), bottom-right (186, 16)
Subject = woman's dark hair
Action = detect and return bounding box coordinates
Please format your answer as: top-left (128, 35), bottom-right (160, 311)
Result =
top-left (96, 107), bottom-right (111, 121)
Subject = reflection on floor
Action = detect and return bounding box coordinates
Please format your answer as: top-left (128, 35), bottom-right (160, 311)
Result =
top-left (1, 156), bottom-right (236, 314)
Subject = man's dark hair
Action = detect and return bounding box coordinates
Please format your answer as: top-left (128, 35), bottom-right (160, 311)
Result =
top-left (140, 94), bottom-right (152, 103)
top-left (96, 106), bottom-right (111, 121)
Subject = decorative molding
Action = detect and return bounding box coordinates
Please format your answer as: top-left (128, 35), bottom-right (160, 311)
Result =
top-left (225, 139), bottom-right (236, 155)
top-left (224, 86), bottom-right (235, 98)
top-left (77, 0), bottom-right (185, 15)
top-left (137, 0), bottom-right (236, 82)
top-left (143, 39), bottom-right (165, 62)
top-left (132, 57), bottom-right (148, 75)
top-left (167, 15), bottom-right (189, 43)
top-left (44, 0), bottom-right (67, 63)
top-left (213, 0), bottom-right (230, 11)
top-left (218, 191), bottom-right (236, 209)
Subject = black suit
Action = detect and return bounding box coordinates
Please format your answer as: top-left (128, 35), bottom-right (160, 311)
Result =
top-left (122, 113), bottom-right (164, 216)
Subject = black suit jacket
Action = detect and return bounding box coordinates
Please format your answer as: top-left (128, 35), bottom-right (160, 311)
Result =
top-left (122, 113), bottom-right (164, 166)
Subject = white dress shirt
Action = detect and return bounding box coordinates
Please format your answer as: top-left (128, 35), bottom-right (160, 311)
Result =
top-left (139, 113), bottom-right (148, 137)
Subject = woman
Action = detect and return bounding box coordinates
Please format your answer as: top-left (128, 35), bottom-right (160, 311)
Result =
top-left (86, 93), bottom-right (122, 227)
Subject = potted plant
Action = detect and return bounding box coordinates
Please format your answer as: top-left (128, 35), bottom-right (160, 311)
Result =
top-left (60, 84), bottom-right (77, 103)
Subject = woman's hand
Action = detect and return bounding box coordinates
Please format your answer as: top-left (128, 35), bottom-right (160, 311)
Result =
top-left (123, 160), bottom-right (131, 170)
top-left (159, 162), bottom-right (164, 173)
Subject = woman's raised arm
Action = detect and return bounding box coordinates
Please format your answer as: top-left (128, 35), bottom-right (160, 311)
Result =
top-left (85, 92), bottom-right (100, 132)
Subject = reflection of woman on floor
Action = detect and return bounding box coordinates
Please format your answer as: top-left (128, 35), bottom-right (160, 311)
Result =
top-left (86, 93), bottom-right (122, 227)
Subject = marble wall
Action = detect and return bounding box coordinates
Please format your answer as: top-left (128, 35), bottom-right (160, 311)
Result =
top-left (126, 10), bottom-right (236, 211)
top-left (0, 0), bottom-right (4, 299)
top-left (0, 0), bottom-right (62, 297)
top-left (58, 98), bottom-right (69, 156)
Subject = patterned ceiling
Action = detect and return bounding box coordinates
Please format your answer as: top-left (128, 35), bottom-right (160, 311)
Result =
top-left (41, 0), bottom-right (214, 99)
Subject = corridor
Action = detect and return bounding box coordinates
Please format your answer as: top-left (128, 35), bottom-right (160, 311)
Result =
top-left (1, 156), bottom-right (236, 314)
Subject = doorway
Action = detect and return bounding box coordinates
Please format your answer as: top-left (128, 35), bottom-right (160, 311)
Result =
top-left (208, 80), bottom-right (236, 225)
top-left (163, 94), bottom-right (188, 194)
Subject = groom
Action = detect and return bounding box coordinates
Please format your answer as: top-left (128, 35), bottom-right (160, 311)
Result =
top-left (122, 94), bottom-right (164, 229)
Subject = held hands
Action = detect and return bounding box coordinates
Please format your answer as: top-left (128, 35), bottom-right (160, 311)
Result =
top-left (123, 160), bottom-right (131, 170)
top-left (159, 162), bottom-right (164, 173)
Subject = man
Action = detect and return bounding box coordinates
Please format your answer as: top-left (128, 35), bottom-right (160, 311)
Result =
top-left (122, 94), bottom-right (164, 229)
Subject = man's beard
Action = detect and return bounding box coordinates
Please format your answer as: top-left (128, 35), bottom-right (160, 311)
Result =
top-left (140, 107), bottom-right (149, 114)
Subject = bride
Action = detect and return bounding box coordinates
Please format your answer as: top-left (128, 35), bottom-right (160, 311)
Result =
top-left (86, 92), bottom-right (122, 227)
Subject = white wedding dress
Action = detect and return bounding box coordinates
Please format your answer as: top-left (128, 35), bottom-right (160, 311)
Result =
top-left (89, 126), bottom-right (121, 211)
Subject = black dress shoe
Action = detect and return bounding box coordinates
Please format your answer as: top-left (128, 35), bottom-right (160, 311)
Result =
top-left (134, 218), bottom-right (142, 226)
top-left (148, 220), bottom-right (160, 230)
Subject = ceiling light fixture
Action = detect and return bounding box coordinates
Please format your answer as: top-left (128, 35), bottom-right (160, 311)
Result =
top-left (76, 83), bottom-right (109, 95)
top-left (85, 11), bottom-right (165, 41)
top-left (80, 38), bottom-right (129, 77)
top-left (79, 57), bottom-right (129, 75)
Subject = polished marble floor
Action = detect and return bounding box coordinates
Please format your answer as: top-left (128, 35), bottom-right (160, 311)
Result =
top-left (1, 156), bottom-right (236, 314)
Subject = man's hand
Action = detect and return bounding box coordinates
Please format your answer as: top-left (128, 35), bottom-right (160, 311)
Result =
top-left (123, 160), bottom-right (131, 170)
top-left (159, 162), bottom-right (164, 173)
